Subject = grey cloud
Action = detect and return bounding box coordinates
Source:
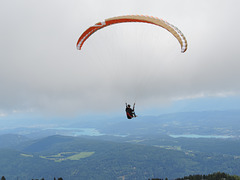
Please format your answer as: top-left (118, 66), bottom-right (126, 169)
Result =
top-left (0, 0), bottom-right (240, 115)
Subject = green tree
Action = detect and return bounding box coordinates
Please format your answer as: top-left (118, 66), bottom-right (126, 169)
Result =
top-left (1, 176), bottom-right (6, 180)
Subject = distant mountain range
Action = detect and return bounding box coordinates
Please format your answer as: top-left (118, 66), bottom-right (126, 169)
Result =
top-left (1, 96), bottom-right (240, 130)
top-left (1, 109), bottom-right (240, 140)
top-left (144, 96), bottom-right (240, 115)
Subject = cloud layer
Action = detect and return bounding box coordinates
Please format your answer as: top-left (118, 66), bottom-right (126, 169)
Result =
top-left (0, 0), bottom-right (240, 115)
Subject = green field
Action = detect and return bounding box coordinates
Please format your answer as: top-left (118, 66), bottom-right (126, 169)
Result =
top-left (39, 151), bottom-right (95, 162)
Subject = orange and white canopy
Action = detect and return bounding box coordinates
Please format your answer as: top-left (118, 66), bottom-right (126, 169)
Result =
top-left (76, 15), bottom-right (187, 53)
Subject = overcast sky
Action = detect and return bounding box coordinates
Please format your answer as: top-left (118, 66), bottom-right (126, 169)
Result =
top-left (0, 0), bottom-right (240, 116)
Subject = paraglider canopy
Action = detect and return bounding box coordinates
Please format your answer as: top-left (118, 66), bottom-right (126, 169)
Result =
top-left (76, 15), bottom-right (187, 53)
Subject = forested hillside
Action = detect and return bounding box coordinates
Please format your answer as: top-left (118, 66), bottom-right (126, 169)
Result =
top-left (0, 135), bottom-right (240, 180)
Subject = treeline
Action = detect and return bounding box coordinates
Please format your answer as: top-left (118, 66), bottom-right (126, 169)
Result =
top-left (175, 172), bottom-right (240, 180)
top-left (149, 172), bottom-right (240, 180)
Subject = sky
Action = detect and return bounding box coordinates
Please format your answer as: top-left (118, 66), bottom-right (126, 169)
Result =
top-left (0, 0), bottom-right (240, 118)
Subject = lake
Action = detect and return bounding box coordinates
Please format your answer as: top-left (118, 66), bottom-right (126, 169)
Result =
top-left (170, 134), bottom-right (234, 139)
